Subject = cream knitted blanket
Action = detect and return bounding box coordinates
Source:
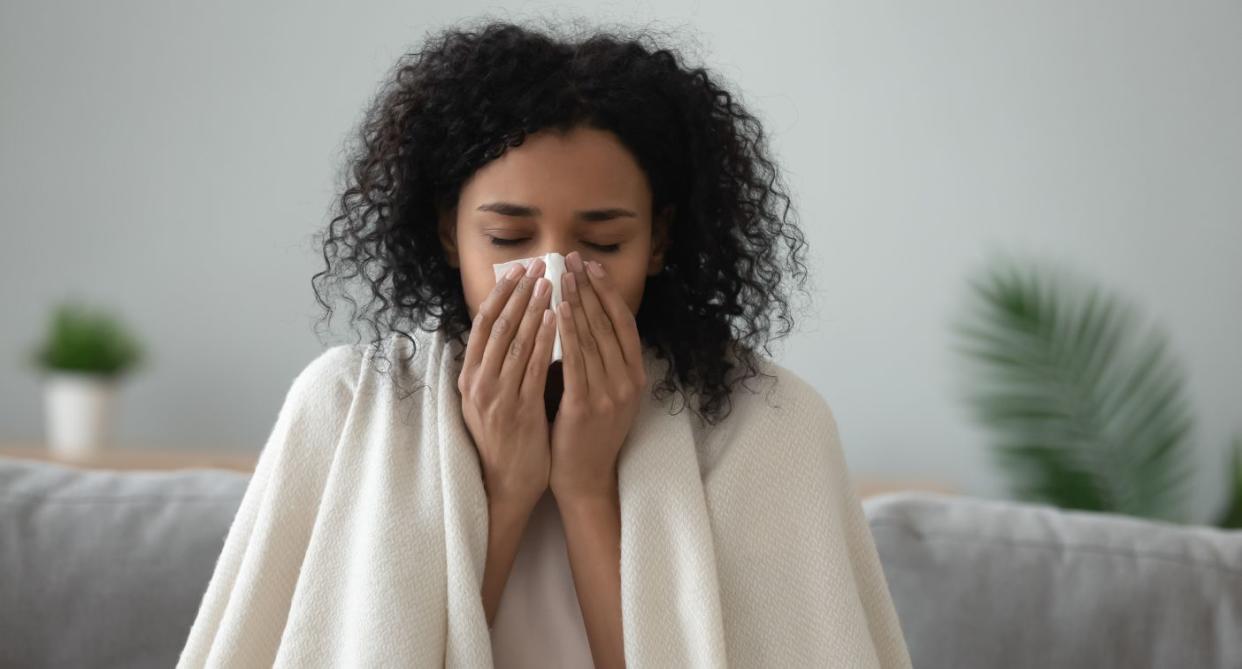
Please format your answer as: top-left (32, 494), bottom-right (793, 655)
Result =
top-left (177, 328), bottom-right (911, 668)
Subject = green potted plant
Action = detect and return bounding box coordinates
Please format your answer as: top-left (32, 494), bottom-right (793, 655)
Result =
top-left (952, 253), bottom-right (1241, 528)
top-left (29, 300), bottom-right (145, 457)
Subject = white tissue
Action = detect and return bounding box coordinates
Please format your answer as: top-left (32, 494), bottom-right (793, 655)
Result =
top-left (492, 252), bottom-right (567, 363)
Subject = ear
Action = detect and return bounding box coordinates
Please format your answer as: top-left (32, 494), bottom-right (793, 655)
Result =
top-left (438, 206), bottom-right (460, 269)
top-left (647, 204), bottom-right (674, 277)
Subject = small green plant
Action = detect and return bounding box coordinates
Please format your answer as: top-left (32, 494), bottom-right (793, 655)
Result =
top-left (952, 253), bottom-right (1241, 527)
top-left (30, 300), bottom-right (145, 377)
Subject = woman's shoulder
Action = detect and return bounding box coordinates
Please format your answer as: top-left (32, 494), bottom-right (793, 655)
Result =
top-left (285, 342), bottom-right (370, 407)
top-left (726, 353), bottom-right (839, 433)
top-left (689, 352), bottom-right (843, 475)
top-left (288, 332), bottom-right (437, 402)
top-left (642, 345), bottom-right (836, 426)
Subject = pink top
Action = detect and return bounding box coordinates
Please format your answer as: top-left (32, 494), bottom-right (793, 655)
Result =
top-left (488, 488), bottom-right (595, 668)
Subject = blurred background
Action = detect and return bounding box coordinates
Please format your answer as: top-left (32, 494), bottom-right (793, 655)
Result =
top-left (2, 1), bottom-right (1239, 524)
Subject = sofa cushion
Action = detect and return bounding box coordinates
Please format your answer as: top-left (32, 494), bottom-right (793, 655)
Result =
top-left (0, 457), bottom-right (248, 669)
top-left (864, 491), bottom-right (1242, 669)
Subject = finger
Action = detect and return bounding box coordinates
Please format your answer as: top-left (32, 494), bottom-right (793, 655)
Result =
top-left (557, 300), bottom-right (587, 400)
top-left (570, 255), bottom-right (628, 381)
top-left (519, 306), bottom-right (556, 400)
top-left (500, 275), bottom-right (552, 391)
top-left (564, 269), bottom-right (607, 395)
top-left (481, 258), bottom-right (544, 381)
top-left (582, 259), bottom-right (644, 376)
top-left (465, 263), bottom-right (525, 375)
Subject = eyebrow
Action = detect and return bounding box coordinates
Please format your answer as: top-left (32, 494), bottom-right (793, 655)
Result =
top-left (476, 201), bottom-right (638, 222)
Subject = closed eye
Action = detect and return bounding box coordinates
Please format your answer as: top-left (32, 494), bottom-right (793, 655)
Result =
top-left (487, 237), bottom-right (620, 253)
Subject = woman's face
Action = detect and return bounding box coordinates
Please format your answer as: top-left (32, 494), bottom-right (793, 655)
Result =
top-left (438, 125), bottom-right (671, 322)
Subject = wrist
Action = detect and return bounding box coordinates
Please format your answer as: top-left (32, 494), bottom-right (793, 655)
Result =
top-left (551, 474), bottom-right (619, 508)
top-left (551, 469), bottom-right (618, 506)
top-left (553, 483), bottom-right (620, 529)
top-left (487, 483), bottom-right (544, 516)
top-left (484, 471), bottom-right (546, 507)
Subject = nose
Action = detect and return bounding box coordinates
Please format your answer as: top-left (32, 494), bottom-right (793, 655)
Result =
top-left (525, 247), bottom-right (581, 275)
top-left (530, 229), bottom-right (581, 261)
top-left (533, 244), bottom-right (574, 259)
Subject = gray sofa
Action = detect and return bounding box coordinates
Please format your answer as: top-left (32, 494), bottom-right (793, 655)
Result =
top-left (2, 456), bottom-right (1239, 668)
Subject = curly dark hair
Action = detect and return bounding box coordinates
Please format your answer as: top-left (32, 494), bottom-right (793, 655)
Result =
top-left (310, 17), bottom-right (810, 426)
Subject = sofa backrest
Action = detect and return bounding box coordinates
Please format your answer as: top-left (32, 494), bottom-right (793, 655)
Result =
top-left (3, 457), bottom-right (1240, 668)
top-left (0, 458), bottom-right (248, 669)
top-left (864, 491), bottom-right (1242, 669)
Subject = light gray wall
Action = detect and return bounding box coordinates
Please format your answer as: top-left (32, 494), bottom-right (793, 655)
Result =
top-left (2, 1), bottom-right (1239, 522)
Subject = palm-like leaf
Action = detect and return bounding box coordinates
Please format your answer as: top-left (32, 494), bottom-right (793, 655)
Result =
top-left (952, 256), bottom-right (1195, 522)
top-left (1216, 436), bottom-right (1242, 528)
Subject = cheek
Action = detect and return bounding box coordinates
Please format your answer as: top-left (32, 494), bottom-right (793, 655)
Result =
top-left (459, 260), bottom-right (495, 321)
top-left (596, 259), bottom-right (646, 315)
top-left (622, 282), bottom-right (645, 315)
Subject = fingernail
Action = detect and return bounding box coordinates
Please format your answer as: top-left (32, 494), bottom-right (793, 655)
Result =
top-left (534, 277), bottom-right (549, 297)
top-left (505, 265), bottom-right (523, 280)
top-left (567, 251), bottom-right (584, 272)
top-left (525, 259), bottom-right (544, 277)
top-left (564, 271), bottom-right (576, 294)
top-left (587, 261), bottom-right (605, 278)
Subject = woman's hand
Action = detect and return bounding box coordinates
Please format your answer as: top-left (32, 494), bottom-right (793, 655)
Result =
top-left (549, 251), bottom-right (647, 502)
top-left (459, 258), bottom-right (558, 509)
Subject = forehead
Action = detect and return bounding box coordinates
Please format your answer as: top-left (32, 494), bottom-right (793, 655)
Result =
top-left (458, 126), bottom-right (652, 211)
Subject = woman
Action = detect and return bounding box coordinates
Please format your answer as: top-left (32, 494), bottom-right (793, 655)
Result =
top-left (179, 18), bottom-right (911, 669)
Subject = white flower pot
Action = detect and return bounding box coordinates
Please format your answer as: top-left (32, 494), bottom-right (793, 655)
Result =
top-left (43, 372), bottom-right (118, 457)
